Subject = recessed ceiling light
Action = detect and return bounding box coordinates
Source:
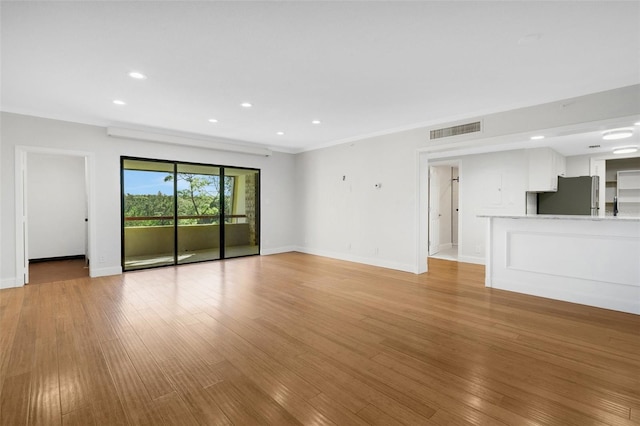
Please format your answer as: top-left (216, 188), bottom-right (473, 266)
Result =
top-left (634, 121), bottom-right (640, 126)
top-left (613, 145), bottom-right (638, 155)
top-left (208, 118), bottom-right (218, 123)
top-left (113, 99), bottom-right (126, 105)
top-left (276, 131), bottom-right (284, 136)
top-left (530, 135), bottom-right (545, 140)
top-left (129, 71), bottom-right (147, 80)
top-left (241, 102), bottom-right (252, 108)
top-left (602, 129), bottom-right (633, 140)
top-left (311, 120), bottom-right (321, 125)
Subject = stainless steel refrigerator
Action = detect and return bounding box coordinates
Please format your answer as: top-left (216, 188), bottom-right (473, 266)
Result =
top-left (537, 176), bottom-right (599, 215)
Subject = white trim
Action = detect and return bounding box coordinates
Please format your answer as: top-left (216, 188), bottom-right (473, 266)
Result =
top-left (260, 246), bottom-right (297, 256)
top-left (15, 149), bottom-right (27, 285)
top-left (14, 146), bottom-right (98, 283)
top-left (107, 126), bottom-right (272, 157)
top-left (1, 278), bottom-right (20, 289)
top-left (485, 218), bottom-right (493, 287)
top-left (296, 246), bottom-right (417, 274)
top-left (90, 266), bottom-right (122, 278)
top-left (415, 152), bottom-right (429, 274)
top-left (458, 255), bottom-right (485, 265)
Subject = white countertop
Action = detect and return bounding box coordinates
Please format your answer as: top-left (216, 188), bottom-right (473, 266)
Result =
top-left (477, 214), bottom-right (640, 222)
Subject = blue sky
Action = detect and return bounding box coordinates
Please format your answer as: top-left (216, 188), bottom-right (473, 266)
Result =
top-left (124, 170), bottom-right (177, 195)
top-left (123, 170), bottom-right (222, 195)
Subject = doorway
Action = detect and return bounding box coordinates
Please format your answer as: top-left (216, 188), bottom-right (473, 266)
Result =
top-left (15, 146), bottom-right (95, 285)
top-left (428, 163), bottom-right (460, 261)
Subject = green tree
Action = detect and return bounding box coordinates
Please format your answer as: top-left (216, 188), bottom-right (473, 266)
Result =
top-left (123, 191), bottom-right (174, 227)
top-left (164, 173), bottom-right (235, 224)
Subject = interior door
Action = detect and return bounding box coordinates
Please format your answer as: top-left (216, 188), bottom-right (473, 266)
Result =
top-left (429, 167), bottom-right (440, 256)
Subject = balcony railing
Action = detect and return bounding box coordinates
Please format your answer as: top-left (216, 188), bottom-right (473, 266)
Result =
top-left (124, 214), bottom-right (247, 222)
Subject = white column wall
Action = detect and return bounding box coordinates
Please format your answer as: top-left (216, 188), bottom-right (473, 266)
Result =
top-left (457, 149), bottom-right (529, 263)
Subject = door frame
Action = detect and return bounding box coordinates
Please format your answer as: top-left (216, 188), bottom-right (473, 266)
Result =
top-left (428, 166), bottom-right (441, 256)
top-left (425, 158), bottom-right (461, 261)
top-left (15, 146), bottom-right (96, 285)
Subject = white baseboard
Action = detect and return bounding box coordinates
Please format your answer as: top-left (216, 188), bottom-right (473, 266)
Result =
top-left (295, 246), bottom-right (418, 274)
top-left (261, 246), bottom-right (297, 256)
top-left (90, 266), bottom-right (122, 278)
top-left (1, 277), bottom-right (22, 289)
top-left (457, 255), bottom-right (485, 265)
top-left (491, 278), bottom-right (640, 315)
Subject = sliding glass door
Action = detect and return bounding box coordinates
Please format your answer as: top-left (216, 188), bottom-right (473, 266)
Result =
top-left (122, 159), bottom-right (176, 270)
top-left (175, 163), bottom-right (221, 265)
top-left (224, 168), bottom-right (260, 258)
top-left (121, 158), bottom-right (260, 271)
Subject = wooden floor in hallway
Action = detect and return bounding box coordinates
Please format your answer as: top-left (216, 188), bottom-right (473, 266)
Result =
top-left (28, 258), bottom-right (89, 285)
top-left (1, 253), bottom-right (639, 425)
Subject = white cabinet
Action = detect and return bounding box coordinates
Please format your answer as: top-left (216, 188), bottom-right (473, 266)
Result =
top-left (527, 147), bottom-right (566, 192)
top-left (617, 170), bottom-right (640, 216)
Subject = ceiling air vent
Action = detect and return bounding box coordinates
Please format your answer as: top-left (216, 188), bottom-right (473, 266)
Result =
top-left (430, 121), bottom-right (481, 140)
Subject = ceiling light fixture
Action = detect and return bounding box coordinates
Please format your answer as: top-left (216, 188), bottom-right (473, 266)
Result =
top-left (113, 99), bottom-right (126, 105)
top-left (530, 135), bottom-right (545, 140)
top-left (311, 120), bottom-right (321, 125)
top-left (276, 131), bottom-right (284, 136)
top-left (129, 71), bottom-right (147, 80)
top-left (241, 102), bottom-right (252, 108)
top-left (613, 145), bottom-right (638, 155)
top-left (208, 118), bottom-right (218, 123)
top-left (634, 121), bottom-right (640, 126)
top-left (602, 128), bottom-right (633, 140)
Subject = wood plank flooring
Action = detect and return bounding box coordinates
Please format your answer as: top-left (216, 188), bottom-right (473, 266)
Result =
top-left (1, 252), bottom-right (639, 425)
top-left (28, 259), bottom-right (89, 284)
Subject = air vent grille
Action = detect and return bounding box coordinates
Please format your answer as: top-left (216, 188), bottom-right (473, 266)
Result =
top-left (430, 121), bottom-right (481, 139)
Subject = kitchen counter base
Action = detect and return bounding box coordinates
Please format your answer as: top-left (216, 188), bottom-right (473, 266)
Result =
top-left (483, 216), bottom-right (640, 314)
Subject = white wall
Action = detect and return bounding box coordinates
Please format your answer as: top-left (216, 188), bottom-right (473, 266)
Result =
top-left (27, 153), bottom-right (86, 259)
top-left (1, 112), bottom-right (297, 287)
top-left (2, 86), bottom-right (637, 285)
top-left (295, 138), bottom-right (529, 270)
top-left (296, 128), bottom-right (424, 272)
top-left (457, 149), bottom-right (529, 263)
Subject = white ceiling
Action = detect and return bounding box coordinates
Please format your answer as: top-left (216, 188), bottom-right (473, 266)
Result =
top-left (1, 1), bottom-right (639, 153)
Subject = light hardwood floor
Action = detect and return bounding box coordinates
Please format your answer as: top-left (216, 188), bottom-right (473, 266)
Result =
top-left (29, 259), bottom-right (89, 285)
top-left (1, 253), bottom-right (639, 425)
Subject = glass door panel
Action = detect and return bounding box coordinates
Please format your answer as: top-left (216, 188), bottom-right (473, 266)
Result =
top-left (223, 168), bottom-right (260, 258)
top-left (176, 164), bottom-right (221, 264)
top-left (122, 159), bottom-right (175, 271)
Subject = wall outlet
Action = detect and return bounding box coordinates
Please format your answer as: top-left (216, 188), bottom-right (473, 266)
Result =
top-left (475, 244), bottom-right (481, 254)
top-left (98, 255), bottom-right (106, 263)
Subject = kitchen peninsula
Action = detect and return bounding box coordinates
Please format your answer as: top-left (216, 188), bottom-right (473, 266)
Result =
top-left (481, 214), bottom-right (640, 314)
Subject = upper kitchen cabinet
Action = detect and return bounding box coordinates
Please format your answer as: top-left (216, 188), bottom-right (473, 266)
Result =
top-left (527, 147), bottom-right (566, 192)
